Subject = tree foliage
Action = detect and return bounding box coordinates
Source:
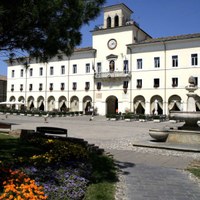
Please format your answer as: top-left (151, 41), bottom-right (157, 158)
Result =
top-left (0, 0), bottom-right (105, 61)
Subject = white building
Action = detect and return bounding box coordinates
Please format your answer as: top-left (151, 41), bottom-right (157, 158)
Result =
top-left (6, 3), bottom-right (200, 115)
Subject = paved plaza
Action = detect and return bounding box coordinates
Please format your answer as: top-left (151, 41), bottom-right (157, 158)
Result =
top-left (1, 114), bottom-right (200, 200)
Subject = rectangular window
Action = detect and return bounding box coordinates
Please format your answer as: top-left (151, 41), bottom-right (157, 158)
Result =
top-left (20, 84), bottom-right (23, 91)
top-left (154, 57), bottom-right (160, 68)
top-left (97, 82), bottom-right (101, 90)
top-left (194, 77), bottom-right (198, 86)
top-left (154, 78), bottom-right (160, 88)
top-left (191, 54), bottom-right (198, 66)
top-left (137, 59), bottom-right (142, 69)
top-left (85, 82), bottom-right (90, 90)
top-left (172, 55), bottom-right (178, 67)
top-left (39, 67), bottom-right (43, 76)
top-left (11, 84), bottom-right (14, 91)
top-left (61, 65), bottom-right (65, 74)
top-left (123, 81), bottom-right (128, 88)
top-left (172, 77), bottom-right (178, 87)
top-left (73, 64), bottom-right (77, 74)
top-left (124, 60), bottom-right (129, 73)
top-left (72, 82), bottom-right (77, 90)
top-left (39, 83), bottom-right (43, 91)
top-left (49, 83), bottom-right (53, 91)
top-left (30, 68), bottom-right (33, 76)
top-left (86, 63), bottom-right (90, 73)
top-left (97, 62), bottom-right (101, 73)
top-left (61, 83), bottom-right (65, 90)
top-left (20, 69), bottom-right (24, 77)
top-left (137, 79), bottom-right (142, 88)
top-left (29, 84), bottom-right (33, 91)
top-left (50, 66), bottom-right (54, 75)
top-left (12, 70), bottom-right (15, 78)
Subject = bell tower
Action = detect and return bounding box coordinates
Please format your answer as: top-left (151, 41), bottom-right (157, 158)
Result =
top-left (103, 3), bottom-right (133, 29)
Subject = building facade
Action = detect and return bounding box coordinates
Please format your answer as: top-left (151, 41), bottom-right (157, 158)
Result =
top-left (0, 75), bottom-right (7, 102)
top-left (6, 3), bottom-right (200, 115)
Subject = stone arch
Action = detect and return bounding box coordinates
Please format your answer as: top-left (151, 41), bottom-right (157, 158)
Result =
top-left (83, 96), bottom-right (92, 114)
top-left (134, 95), bottom-right (145, 114)
top-left (150, 95), bottom-right (163, 115)
top-left (27, 96), bottom-right (35, 110)
top-left (70, 96), bottom-right (79, 112)
top-left (48, 96), bottom-right (55, 111)
top-left (107, 16), bottom-right (111, 28)
top-left (106, 95), bottom-right (118, 115)
top-left (58, 96), bottom-right (67, 112)
top-left (18, 96), bottom-right (25, 110)
top-left (168, 95), bottom-right (182, 112)
top-left (37, 96), bottom-right (45, 111)
top-left (9, 96), bottom-right (16, 109)
top-left (114, 15), bottom-right (119, 27)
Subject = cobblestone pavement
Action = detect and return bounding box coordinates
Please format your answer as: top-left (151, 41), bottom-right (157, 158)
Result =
top-left (1, 114), bottom-right (200, 200)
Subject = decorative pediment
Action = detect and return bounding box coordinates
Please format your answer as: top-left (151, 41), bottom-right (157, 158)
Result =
top-left (106, 54), bottom-right (118, 60)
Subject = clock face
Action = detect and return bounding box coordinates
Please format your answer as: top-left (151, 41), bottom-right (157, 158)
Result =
top-left (108, 39), bottom-right (117, 49)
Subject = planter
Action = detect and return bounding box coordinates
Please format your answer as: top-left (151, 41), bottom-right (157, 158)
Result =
top-left (149, 129), bottom-right (169, 142)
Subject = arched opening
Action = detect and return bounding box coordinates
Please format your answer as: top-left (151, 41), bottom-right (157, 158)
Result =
top-left (106, 96), bottom-right (118, 115)
top-left (109, 60), bottom-right (115, 72)
top-left (83, 96), bottom-right (92, 115)
top-left (150, 96), bottom-right (163, 115)
top-left (107, 16), bottom-right (111, 28)
top-left (9, 96), bottom-right (16, 109)
top-left (58, 96), bottom-right (67, 112)
top-left (134, 96), bottom-right (145, 114)
top-left (168, 95), bottom-right (182, 112)
top-left (37, 96), bottom-right (45, 111)
top-left (70, 96), bottom-right (79, 112)
top-left (114, 15), bottom-right (119, 27)
top-left (18, 96), bottom-right (25, 110)
top-left (48, 96), bottom-right (55, 111)
top-left (27, 96), bottom-right (35, 111)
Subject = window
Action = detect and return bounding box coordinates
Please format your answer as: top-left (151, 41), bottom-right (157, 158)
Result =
top-left (137, 59), bottom-right (142, 69)
top-left (154, 57), bottom-right (160, 68)
top-left (97, 62), bottom-right (101, 73)
top-left (29, 84), bottom-right (33, 91)
top-left (137, 79), bottom-right (142, 88)
top-left (123, 81), bottom-right (128, 88)
top-left (20, 69), bottom-right (24, 77)
top-left (50, 66), bottom-right (54, 75)
top-left (49, 83), bottom-right (53, 91)
top-left (172, 55), bottom-right (178, 67)
top-left (72, 82), bottom-right (77, 90)
top-left (86, 63), bottom-right (90, 73)
top-left (73, 64), bottom-right (77, 74)
top-left (20, 84), bottom-right (23, 91)
top-left (114, 15), bottom-right (119, 27)
top-left (124, 60), bottom-right (129, 73)
top-left (154, 78), bottom-right (160, 88)
top-left (61, 83), bottom-right (65, 90)
top-left (11, 70), bottom-right (15, 78)
top-left (191, 54), bottom-right (198, 66)
top-left (194, 77), bottom-right (198, 86)
top-left (109, 60), bottom-right (115, 72)
top-left (29, 68), bottom-right (33, 76)
top-left (107, 16), bottom-right (111, 28)
top-left (11, 84), bottom-right (14, 91)
top-left (39, 83), bottom-right (43, 91)
top-left (39, 67), bottom-right (43, 76)
top-left (85, 82), bottom-right (90, 90)
top-left (61, 65), bottom-right (65, 74)
top-left (97, 82), bottom-right (101, 90)
top-left (172, 78), bottom-right (178, 87)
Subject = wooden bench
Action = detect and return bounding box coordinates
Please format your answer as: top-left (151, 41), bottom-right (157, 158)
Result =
top-left (36, 126), bottom-right (68, 138)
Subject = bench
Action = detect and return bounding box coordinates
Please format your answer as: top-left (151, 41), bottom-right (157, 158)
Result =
top-left (36, 126), bottom-right (68, 138)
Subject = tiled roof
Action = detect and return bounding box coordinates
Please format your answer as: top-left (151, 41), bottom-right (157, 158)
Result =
top-left (129, 33), bottom-right (200, 46)
top-left (73, 47), bottom-right (95, 52)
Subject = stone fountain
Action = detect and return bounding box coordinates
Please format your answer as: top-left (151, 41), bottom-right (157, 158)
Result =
top-left (149, 76), bottom-right (200, 145)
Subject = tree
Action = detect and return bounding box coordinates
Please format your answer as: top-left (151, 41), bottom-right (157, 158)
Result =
top-left (0, 0), bottom-right (105, 61)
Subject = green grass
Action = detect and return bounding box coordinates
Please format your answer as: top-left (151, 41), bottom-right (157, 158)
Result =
top-left (188, 168), bottom-right (200, 179)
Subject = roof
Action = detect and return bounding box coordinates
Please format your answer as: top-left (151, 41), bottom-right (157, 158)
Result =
top-left (103, 3), bottom-right (133, 14)
top-left (128, 33), bottom-right (200, 46)
top-left (73, 47), bottom-right (95, 53)
top-left (0, 75), bottom-right (7, 81)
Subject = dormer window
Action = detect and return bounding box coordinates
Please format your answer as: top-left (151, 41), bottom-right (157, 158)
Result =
top-left (114, 15), bottom-right (119, 27)
top-left (109, 60), bottom-right (115, 72)
top-left (107, 16), bottom-right (111, 28)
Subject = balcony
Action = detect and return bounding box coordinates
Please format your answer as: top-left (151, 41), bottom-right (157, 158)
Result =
top-left (95, 71), bottom-right (131, 80)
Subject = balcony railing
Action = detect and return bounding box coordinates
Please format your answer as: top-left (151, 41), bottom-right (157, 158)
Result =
top-left (94, 71), bottom-right (131, 80)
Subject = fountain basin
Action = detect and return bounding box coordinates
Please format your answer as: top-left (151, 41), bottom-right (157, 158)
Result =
top-left (169, 111), bottom-right (200, 129)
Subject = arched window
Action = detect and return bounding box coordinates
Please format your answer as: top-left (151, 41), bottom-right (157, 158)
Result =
top-left (114, 15), bottom-right (119, 27)
top-left (109, 60), bottom-right (115, 72)
top-left (107, 16), bottom-right (111, 28)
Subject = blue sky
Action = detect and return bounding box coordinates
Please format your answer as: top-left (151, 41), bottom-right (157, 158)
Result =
top-left (1, 0), bottom-right (200, 76)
